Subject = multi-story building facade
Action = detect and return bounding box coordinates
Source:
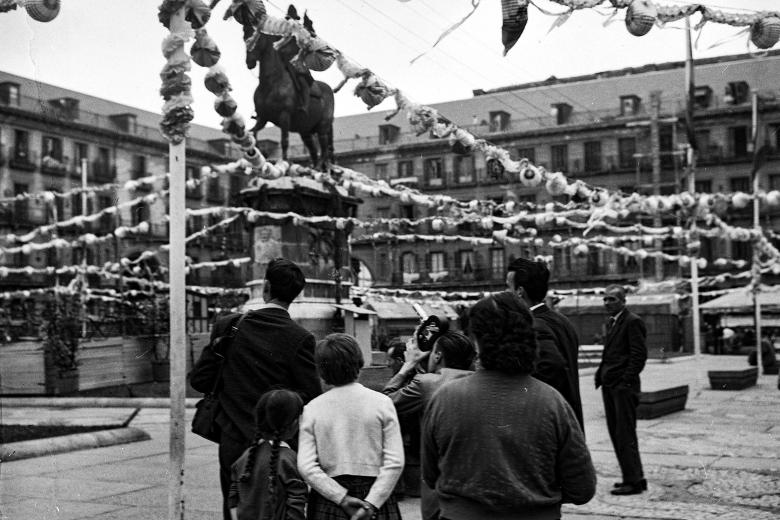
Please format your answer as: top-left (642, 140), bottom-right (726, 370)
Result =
top-left (0, 71), bottom-right (251, 292)
top-left (261, 50), bottom-right (780, 293)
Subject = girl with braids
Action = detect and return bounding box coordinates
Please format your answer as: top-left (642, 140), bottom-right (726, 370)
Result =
top-left (229, 389), bottom-right (307, 520)
top-left (298, 333), bottom-right (404, 520)
top-left (421, 292), bottom-right (596, 520)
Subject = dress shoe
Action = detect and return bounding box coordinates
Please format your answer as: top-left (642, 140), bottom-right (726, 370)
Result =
top-left (613, 479), bottom-right (647, 490)
top-left (611, 480), bottom-right (646, 495)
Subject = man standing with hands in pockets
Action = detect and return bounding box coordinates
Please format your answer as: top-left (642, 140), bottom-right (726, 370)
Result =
top-left (596, 284), bottom-right (648, 496)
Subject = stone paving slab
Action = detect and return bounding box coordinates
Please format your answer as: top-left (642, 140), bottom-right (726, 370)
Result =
top-left (1, 474), bottom-right (153, 501)
top-left (0, 498), bottom-right (124, 520)
top-left (94, 485), bottom-right (224, 512)
top-left (78, 506), bottom-right (220, 520)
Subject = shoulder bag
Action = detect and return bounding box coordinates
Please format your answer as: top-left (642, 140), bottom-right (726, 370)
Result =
top-left (191, 313), bottom-right (245, 442)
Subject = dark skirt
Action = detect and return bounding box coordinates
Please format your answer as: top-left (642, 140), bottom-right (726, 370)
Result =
top-left (307, 475), bottom-right (402, 520)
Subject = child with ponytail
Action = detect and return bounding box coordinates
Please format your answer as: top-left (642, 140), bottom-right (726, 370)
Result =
top-left (229, 389), bottom-right (307, 520)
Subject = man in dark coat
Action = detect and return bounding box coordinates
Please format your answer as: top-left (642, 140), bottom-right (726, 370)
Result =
top-left (190, 258), bottom-right (321, 520)
top-left (595, 284), bottom-right (648, 496)
top-left (507, 258), bottom-right (584, 430)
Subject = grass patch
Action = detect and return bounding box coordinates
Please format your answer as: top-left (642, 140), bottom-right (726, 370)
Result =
top-left (1, 424), bottom-right (109, 444)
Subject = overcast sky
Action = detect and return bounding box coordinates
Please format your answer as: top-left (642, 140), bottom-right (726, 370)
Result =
top-left (0, 0), bottom-right (777, 129)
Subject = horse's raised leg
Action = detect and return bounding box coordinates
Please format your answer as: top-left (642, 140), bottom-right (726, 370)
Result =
top-left (300, 133), bottom-right (318, 169)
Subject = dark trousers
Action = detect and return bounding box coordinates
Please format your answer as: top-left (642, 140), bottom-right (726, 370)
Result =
top-left (218, 433), bottom-right (249, 520)
top-left (602, 386), bottom-right (644, 484)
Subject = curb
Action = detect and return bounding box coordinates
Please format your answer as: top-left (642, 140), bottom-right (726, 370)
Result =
top-left (0, 397), bottom-right (201, 408)
top-left (0, 427), bottom-right (151, 462)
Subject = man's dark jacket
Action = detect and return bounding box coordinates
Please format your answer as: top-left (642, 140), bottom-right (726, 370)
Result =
top-left (533, 304), bottom-right (584, 429)
top-left (595, 309), bottom-right (647, 390)
top-left (189, 307), bottom-right (321, 444)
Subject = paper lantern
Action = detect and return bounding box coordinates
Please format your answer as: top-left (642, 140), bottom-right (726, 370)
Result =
top-left (544, 173), bottom-right (568, 197)
top-left (23, 0), bottom-right (60, 22)
top-left (431, 218), bottom-right (445, 232)
top-left (137, 222), bottom-right (150, 234)
top-left (625, 0), bottom-right (656, 37)
top-left (519, 164), bottom-right (543, 187)
top-left (481, 217), bottom-right (494, 230)
top-left (750, 16), bottom-right (780, 50)
top-left (765, 190), bottom-right (780, 207)
top-left (679, 191), bottom-right (695, 208)
top-left (678, 256), bottom-right (691, 268)
top-left (696, 258), bottom-right (707, 270)
top-left (573, 244), bottom-right (589, 257)
top-left (590, 189), bottom-right (609, 207)
top-left (731, 192), bottom-right (751, 209)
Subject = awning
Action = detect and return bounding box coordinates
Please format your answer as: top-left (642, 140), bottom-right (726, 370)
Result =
top-left (367, 300), bottom-right (420, 320)
top-left (557, 293), bottom-right (681, 313)
top-left (243, 299), bottom-right (339, 320)
top-left (366, 299), bottom-right (460, 321)
top-left (700, 284), bottom-right (780, 313)
top-left (721, 315), bottom-right (780, 328)
top-left (333, 304), bottom-right (377, 316)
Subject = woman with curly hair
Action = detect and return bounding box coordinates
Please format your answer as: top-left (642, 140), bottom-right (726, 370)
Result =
top-left (421, 291), bottom-right (596, 520)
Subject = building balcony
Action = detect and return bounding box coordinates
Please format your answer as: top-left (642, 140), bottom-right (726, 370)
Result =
top-left (91, 161), bottom-right (116, 182)
top-left (8, 151), bottom-right (38, 172)
top-left (40, 155), bottom-right (68, 176)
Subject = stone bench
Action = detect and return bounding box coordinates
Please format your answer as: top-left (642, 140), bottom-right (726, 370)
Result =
top-left (707, 367), bottom-right (758, 390)
top-left (637, 385), bottom-right (689, 420)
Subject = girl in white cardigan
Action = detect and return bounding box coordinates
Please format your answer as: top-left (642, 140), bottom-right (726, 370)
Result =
top-left (297, 333), bottom-right (404, 520)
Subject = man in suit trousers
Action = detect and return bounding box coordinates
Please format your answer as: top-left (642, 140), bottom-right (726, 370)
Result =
top-left (190, 258), bottom-right (322, 520)
top-left (382, 330), bottom-right (476, 520)
top-left (596, 284), bottom-right (648, 496)
top-left (507, 258), bottom-right (584, 430)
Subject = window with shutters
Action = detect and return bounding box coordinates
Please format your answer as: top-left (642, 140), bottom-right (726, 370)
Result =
top-left (618, 137), bottom-right (636, 169)
top-left (584, 141), bottom-right (602, 172)
top-left (551, 144), bottom-right (568, 172)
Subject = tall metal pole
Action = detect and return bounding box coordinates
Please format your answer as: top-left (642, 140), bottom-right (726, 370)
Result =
top-left (685, 17), bottom-right (701, 362)
top-left (168, 9), bottom-right (188, 520)
top-left (751, 90), bottom-right (763, 377)
top-left (81, 157), bottom-right (88, 339)
top-left (650, 90), bottom-right (664, 281)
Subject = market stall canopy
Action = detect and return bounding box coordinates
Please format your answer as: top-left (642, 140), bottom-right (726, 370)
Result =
top-left (557, 292), bottom-right (683, 315)
top-left (366, 300), bottom-right (459, 321)
top-left (700, 285), bottom-right (780, 313)
top-left (721, 315), bottom-right (780, 328)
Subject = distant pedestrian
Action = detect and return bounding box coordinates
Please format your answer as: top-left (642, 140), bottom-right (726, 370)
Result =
top-left (595, 284), bottom-right (648, 496)
top-left (748, 336), bottom-right (778, 368)
top-left (422, 292), bottom-right (596, 520)
top-left (382, 330), bottom-right (476, 520)
top-left (507, 257), bottom-right (584, 430)
top-left (298, 333), bottom-right (404, 520)
top-left (190, 258), bottom-right (322, 520)
top-left (229, 389), bottom-right (307, 520)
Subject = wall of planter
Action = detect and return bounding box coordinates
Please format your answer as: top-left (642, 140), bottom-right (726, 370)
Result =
top-left (0, 333), bottom-right (210, 395)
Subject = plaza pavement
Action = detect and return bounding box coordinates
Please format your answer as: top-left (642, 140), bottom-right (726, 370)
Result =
top-left (1, 354), bottom-right (778, 520)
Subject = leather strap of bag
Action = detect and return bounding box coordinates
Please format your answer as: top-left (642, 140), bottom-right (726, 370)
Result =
top-left (209, 312), bottom-right (249, 395)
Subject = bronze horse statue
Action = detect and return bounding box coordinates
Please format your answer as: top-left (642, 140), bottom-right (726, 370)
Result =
top-left (248, 30), bottom-right (335, 171)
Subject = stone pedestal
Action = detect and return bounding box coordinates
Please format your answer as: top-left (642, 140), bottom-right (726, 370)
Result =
top-left (241, 178), bottom-right (361, 339)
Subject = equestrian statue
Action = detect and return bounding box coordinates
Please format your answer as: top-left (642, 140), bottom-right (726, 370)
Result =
top-left (246, 8), bottom-right (335, 171)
